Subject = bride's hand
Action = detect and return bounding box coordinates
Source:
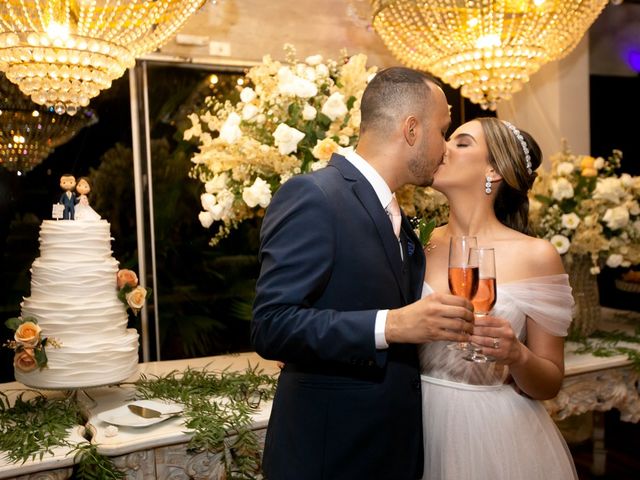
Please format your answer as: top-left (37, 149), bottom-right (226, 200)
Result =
top-left (469, 315), bottom-right (524, 365)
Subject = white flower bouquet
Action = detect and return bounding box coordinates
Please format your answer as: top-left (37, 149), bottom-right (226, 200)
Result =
top-left (529, 146), bottom-right (640, 274)
top-left (186, 45), bottom-right (377, 245)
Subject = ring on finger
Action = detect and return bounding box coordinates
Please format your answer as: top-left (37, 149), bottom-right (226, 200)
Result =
top-left (492, 338), bottom-right (500, 349)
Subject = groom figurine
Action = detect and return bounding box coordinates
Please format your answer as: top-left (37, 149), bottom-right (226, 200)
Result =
top-left (252, 67), bottom-right (474, 480)
top-left (59, 174), bottom-right (78, 220)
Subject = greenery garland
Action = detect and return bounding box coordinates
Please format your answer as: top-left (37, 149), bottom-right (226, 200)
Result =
top-left (0, 364), bottom-right (277, 480)
top-left (0, 390), bottom-right (83, 463)
top-left (134, 363), bottom-right (277, 479)
top-left (570, 326), bottom-right (640, 370)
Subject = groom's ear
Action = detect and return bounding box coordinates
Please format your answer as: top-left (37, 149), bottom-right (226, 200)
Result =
top-left (403, 116), bottom-right (418, 146)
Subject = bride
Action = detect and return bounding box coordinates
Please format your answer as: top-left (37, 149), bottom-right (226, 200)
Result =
top-left (420, 117), bottom-right (578, 479)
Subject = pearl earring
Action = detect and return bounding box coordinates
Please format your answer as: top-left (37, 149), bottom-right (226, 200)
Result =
top-left (485, 175), bottom-right (492, 194)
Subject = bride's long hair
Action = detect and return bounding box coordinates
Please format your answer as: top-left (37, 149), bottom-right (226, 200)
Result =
top-left (477, 117), bottom-right (542, 235)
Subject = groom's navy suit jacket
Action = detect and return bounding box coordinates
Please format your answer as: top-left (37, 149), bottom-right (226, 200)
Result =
top-left (252, 154), bottom-right (426, 480)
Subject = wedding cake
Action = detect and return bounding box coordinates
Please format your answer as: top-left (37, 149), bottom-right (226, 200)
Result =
top-left (15, 219), bottom-right (139, 389)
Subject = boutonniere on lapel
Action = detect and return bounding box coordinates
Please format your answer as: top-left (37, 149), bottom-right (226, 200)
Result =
top-left (411, 217), bottom-right (437, 253)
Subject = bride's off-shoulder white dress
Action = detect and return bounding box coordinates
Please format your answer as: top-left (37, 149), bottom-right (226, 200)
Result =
top-left (419, 274), bottom-right (578, 480)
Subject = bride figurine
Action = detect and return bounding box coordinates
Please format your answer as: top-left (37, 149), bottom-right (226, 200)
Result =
top-left (74, 177), bottom-right (101, 221)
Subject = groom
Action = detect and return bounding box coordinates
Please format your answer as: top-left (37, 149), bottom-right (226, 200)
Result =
top-left (252, 67), bottom-right (474, 479)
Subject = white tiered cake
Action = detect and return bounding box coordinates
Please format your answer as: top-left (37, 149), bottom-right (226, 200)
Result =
top-left (15, 219), bottom-right (139, 389)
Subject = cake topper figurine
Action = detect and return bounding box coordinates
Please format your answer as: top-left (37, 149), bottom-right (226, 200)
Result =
top-left (74, 177), bottom-right (100, 221)
top-left (58, 174), bottom-right (78, 220)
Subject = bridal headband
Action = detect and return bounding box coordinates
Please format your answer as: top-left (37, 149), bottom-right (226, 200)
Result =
top-left (502, 121), bottom-right (533, 175)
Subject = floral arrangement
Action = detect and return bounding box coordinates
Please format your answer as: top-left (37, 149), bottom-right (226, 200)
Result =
top-left (3, 317), bottom-right (59, 372)
top-left (185, 45), bottom-right (377, 245)
top-left (116, 269), bottom-right (151, 315)
top-left (529, 146), bottom-right (640, 274)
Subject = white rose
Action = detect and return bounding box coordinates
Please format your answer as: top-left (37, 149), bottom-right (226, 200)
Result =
top-left (594, 157), bottom-right (605, 170)
top-left (305, 54), bottom-right (323, 66)
top-left (556, 162), bottom-right (574, 176)
top-left (242, 177), bottom-right (272, 208)
top-left (219, 112), bottom-right (242, 144)
top-left (310, 161), bottom-right (328, 171)
top-left (622, 261), bottom-right (631, 268)
top-left (200, 193), bottom-right (217, 212)
top-left (561, 213), bottom-right (581, 230)
top-left (315, 63), bottom-right (329, 77)
top-left (205, 173), bottom-right (228, 194)
top-left (198, 211), bottom-right (215, 228)
top-left (606, 254), bottom-right (623, 268)
top-left (256, 113), bottom-right (266, 124)
top-left (590, 266), bottom-right (601, 275)
top-left (338, 135), bottom-right (350, 146)
top-left (321, 92), bottom-right (348, 121)
top-left (593, 177), bottom-right (624, 203)
top-left (302, 103), bottom-right (317, 120)
top-left (603, 206), bottom-right (630, 230)
top-left (216, 189), bottom-right (235, 212)
top-left (277, 67), bottom-right (318, 98)
top-left (242, 103), bottom-right (259, 121)
top-left (551, 178), bottom-right (574, 200)
top-left (273, 123), bottom-right (305, 155)
top-left (628, 200), bottom-right (640, 216)
top-left (620, 173), bottom-right (634, 188)
top-left (550, 234), bottom-right (570, 255)
top-left (302, 66), bottom-right (316, 82)
top-left (240, 87), bottom-right (256, 103)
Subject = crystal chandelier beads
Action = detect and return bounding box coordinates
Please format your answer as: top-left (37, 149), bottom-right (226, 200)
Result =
top-left (370, 0), bottom-right (609, 110)
top-left (0, 0), bottom-right (205, 115)
top-left (0, 74), bottom-right (97, 173)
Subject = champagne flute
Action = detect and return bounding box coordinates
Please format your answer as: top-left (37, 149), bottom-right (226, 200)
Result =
top-left (464, 247), bottom-right (497, 363)
top-left (447, 236), bottom-right (478, 351)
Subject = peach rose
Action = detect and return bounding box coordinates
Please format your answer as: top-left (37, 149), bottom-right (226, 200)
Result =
top-left (126, 286), bottom-right (147, 312)
top-left (580, 155), bottom-right (595, 170)
top-left (14, 348), bottom-right (38, 373)
top-left (117, 269), bottom-right (138, 289)
top-left (15, 321), bottom-right (41, 347)
top-left (311, 138), bottom-right (340, 161)
top-left (581, 167), bottom-right (598, 177)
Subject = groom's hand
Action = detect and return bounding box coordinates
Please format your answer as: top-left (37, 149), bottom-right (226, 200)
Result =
top-left (385, 293), bottom-right (474, 344)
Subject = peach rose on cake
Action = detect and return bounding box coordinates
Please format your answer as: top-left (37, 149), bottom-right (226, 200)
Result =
top-left (14, 321), bottom-right (41, 347)
top-left (14, 348), bottom-right (38, 372)
top-left (126, 286), bottom-right (148, 313)
top-left (117, 269), bottom-right (139, 289)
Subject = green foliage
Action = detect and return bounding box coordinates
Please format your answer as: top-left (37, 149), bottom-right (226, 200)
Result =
top-left (409, 216), bottom-right (437, 248)
top-left (0, 365), bottom-right (277, 478)
top-left (73, 443), bottom-right (124, 480)
top-left (572, 326), bottom-right (640, 370)
top-left (134, 363), bottom-right (277, 479)
top-left (0, 391), bottom-right (83, 463)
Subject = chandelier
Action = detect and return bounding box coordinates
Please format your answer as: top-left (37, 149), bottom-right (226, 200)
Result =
top-left (0, 0), bottom-right (205, 115)
top-left (370, 0), bottom-right (609, 110)
top-left (0, 74), bottom-right (97, 173)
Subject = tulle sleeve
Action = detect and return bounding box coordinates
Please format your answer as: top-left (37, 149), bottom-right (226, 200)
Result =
top-left (505, 274), bottom-right (574, 336)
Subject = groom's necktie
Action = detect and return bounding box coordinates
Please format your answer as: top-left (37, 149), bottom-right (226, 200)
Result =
top-left (386, 195), bottom-right (401, 239)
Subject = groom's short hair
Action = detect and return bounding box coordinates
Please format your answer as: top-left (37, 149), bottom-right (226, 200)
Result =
top-left (360, 67), bottom-right (438, 135)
